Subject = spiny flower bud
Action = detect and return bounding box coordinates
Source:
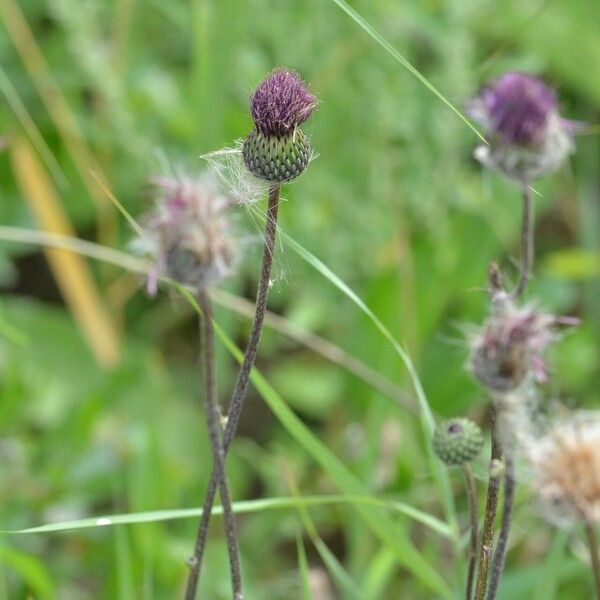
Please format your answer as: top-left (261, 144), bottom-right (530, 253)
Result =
top-left (469, 72), bottom-right (574, 182)
top-left (243, 68), bottom-right (317, 183)
top-left (433, 418), bottom-right (484, 466)
top-left (469, 303), bottom-right (576, 393)
top-left (525, 411), bottom-right (600, 526)
top-left (243, 128), bottom-right (311, 183)
top-left (136, 173), bottom-right (235, 294)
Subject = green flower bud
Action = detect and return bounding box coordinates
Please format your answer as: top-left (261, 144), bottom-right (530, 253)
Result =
top-left (432, 418), bottom-right (484, 466)
top-left (242, 128), bottom-right (311, 183)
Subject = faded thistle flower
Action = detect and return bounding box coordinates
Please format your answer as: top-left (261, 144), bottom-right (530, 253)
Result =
top-left (433, 418), bottom-right (484, 466)
top-left (469, 302), bottom-right (576, 393)
top-left (243, 68), bottom-right (317, 183)
top-left (136, 173), bottom-right (235, 295)
top-left (525, 412), bottom-right (600, 526)
top-left (470, 72), bottom-right (574, 183)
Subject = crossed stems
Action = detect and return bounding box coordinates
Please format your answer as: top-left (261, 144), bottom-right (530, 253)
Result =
top-left (474, 186), bottom-right (534, 600)
top-left (185, 185), bottom-right (281, 600)
top-left (184, 290), bottom-right (243, 600)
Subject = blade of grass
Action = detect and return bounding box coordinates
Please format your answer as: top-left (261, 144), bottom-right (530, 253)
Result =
top-left (0, 226), bottom-right (150, 275)
top-left (362, 548), bottom-right (396, 600)
top-left (329, 0), bottom-right (486, 144)
top-left (296, 531), bottom-right (312, 600)
top-left (281, 230), bottom-right (459, 543)
top-left (114, 526), bottom-right (135, 600)
top-left (0, 300), bottom-right (28, 346)
top-left (533, 532), bottom-right (567, 600)
top-left (0, 65), bottom-right (67, 188)
top-left (287, 464), bottom-right (363, 599)
top-left (0, 546), bottom-right (53, 599)
top-left (10, 137), bottom-right (121, 367)
top-left (0, 558), bottom-right (8, 600)
top-left (2, 495), bottom-right (451, 538)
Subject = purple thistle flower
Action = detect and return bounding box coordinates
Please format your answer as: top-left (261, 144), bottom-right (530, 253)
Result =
top-left (474, 72), bottom-right (557, 146)
top-left (470, 72), bottom-right (574, 182)
top-left (250, 68), bottom-right (317, 138)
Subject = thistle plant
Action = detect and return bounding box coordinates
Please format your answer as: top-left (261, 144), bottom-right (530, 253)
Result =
top-left (433, 418), bottom-right (483, 600)
top-left (136, 174), bottom-right (242, 599)
top-left (470, 72), bottom-right (574, 298)
top-left (465, 73), bottom-right (578, 600)
top-left (185, 68), bottom-right (317, 600)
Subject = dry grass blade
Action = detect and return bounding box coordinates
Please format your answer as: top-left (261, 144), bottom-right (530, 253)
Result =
top-left (0, 0), bottom-right (113, 225)
top-left (10, 136), bottom-right (120, 367)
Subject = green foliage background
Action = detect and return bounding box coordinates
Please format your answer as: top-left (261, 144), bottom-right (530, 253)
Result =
top-left (0, 0), bottom-right (599, 598)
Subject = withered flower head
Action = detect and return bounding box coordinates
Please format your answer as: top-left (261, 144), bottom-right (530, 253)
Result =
top-left (138, 173), bottom-right (235, 294)
top-left (469, 303), bottom-right (576, 393)
top-left (525, 412), bottom-right (600, 526)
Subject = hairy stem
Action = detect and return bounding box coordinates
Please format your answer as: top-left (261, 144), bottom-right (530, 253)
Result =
top-left (464, 464), bottom-right (479, 600)
top-left (185, 185), bottom-right (281, 595)
top-left (185, 290), bottom-right (242, 600)
top-left (513, 185), bottom-right (534, 299)
top-left (474, 406), bottom-right (502, 600)
top-left (586, 522), bottom-right (600, 600)
top-left (487, 451), bottom-right (515, 600)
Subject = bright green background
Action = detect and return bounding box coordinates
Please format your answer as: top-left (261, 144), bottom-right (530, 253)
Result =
top-left (0, 0), bottom-right (599, 598)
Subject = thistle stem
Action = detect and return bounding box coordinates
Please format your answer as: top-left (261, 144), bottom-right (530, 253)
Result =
top-left (185, 290), bottom-right (242, 600)
top-left (487, 452), bottom-right (515, 600)
top-left (514, 185), bottom-right (534, 299)
top-left (463, 464), bottom-right (479, 600)
top-left (586, 522), bottom-right (600, 600)
top-left (474, 406), bottom-right (503, 600)
top-left (185, 185), bottom-right (281, 598)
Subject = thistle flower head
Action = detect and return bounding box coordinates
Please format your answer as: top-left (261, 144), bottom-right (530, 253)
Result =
top-left (433, 418), bottom-right (484, 466)
top-left (137, 173), bottom-right (235, 294)
top-left (469, 303), bottom-right (575, 393)
top-left (470, 72), bottom-right (574, 182)
top-left (250, 68), bottom-right (317, 138)
top-left (525, 411), bottom-right (600, 526)
top-left (243, 68), bottom-right (317, 184)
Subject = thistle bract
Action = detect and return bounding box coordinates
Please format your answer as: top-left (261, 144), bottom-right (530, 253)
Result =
top-left (243, 68), bottom-right (316, 183)
top-left (433, 418), bottom-right (484, 466)
top-left (243, 128), bottom-right (311, 183)
top-left (470, 72), bottom-right (574, 182)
